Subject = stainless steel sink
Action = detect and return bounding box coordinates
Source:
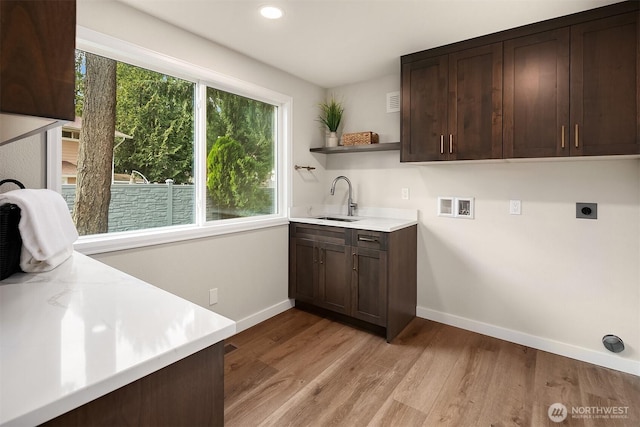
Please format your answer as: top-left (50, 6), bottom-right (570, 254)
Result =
top-left (314, 216), bottom-right (360, 222)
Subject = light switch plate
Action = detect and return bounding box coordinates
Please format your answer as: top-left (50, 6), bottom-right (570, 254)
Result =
top-left (510, 200), bottom-right (521, 215)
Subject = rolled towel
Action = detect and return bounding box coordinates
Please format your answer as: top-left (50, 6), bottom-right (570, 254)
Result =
top-left (0, 189), bottom-right (78, 272)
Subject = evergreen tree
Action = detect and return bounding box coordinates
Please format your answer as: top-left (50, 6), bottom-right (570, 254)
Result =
top-left (205, 88), bottom-right (274, 215)
top-left (114, 63), bottom-right (194, 184)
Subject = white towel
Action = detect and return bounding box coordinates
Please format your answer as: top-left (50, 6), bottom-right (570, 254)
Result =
top-left (0, 189), bottom-right (78, 272)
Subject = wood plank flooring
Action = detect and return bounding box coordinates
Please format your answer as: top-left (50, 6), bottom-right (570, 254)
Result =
top-left (224, 309), bottom-right (640, 426)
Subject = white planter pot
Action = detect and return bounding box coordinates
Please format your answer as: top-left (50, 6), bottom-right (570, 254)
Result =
top-left (327, 131), bottom-right (339, 147)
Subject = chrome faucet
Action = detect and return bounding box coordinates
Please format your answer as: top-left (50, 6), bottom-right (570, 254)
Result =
top-left (330, 175), bottom-right (357, 216)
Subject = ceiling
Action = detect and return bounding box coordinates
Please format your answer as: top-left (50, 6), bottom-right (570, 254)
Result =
top-left (115, 0), bottom-right (622, 88)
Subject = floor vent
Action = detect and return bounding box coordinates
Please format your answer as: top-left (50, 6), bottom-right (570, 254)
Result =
top-left (224, 343), bottom-right (238, 354)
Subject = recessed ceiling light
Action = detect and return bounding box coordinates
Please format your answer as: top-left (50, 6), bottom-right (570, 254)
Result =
top-left (260, 6), bottom-right (283, 20)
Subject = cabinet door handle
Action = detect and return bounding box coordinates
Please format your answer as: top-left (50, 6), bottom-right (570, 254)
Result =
top-left (440, 135), bottom-right (444, 154)
top-left (358, 236), bottom-right (379, 243)
top-left (449, 134), bottom-right (453, 154)
top-left (575, 124), bottom-right (579, 148)
top-left (320, 248), bottom-right (324, 264)
top-left (313, 246), bottom-right (318, 263)
top-left (352, 253), bottom-right (358, 271)
top-left (561, 125), bottom-right (565, 149)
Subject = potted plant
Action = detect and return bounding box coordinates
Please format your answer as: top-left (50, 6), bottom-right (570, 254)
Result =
top-left (318, 96), bottom-right (344, 147)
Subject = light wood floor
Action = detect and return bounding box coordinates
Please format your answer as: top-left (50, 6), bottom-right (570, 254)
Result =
top-left (224, 309), bottom-right (640, 426)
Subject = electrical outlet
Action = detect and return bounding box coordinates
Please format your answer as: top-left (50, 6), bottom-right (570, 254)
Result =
top-left (209, 288), bottom-right (218, 305)
top-left (401, 188), bottom-right (410, 200)
top-left (509, 200), bottom-right (521, 215)
top-left (576, 202), bottom-right (597, 219)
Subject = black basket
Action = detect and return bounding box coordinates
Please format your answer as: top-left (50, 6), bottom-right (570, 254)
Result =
top-left (0, 179), bottom-right (25, 280)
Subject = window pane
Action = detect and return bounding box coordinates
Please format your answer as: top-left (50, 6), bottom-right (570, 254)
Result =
top-left (205, 87), bottom-right (277, 220)
top-left (62, 50), bottom-right (196, 235)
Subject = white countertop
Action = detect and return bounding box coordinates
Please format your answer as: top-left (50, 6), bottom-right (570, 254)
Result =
top-left (289, 205), bottom-right (418, 232)
top-left (0, 252), bottom-right (236, 426)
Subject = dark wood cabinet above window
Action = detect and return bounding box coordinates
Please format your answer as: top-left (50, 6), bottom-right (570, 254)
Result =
top-left (0, 0), bottom-right (76, 145)
top-left (401, 0), bottom-right (639, 162)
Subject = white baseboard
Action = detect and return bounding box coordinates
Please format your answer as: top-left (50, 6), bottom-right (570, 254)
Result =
top-left (417, 306), bottom-right (640, 377)
top-left (235, 299), bottom-right (294, 334)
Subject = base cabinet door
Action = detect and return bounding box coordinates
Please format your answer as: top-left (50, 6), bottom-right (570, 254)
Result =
top-left (291, 238), bottom-right (317, 304)
top-left (317, 242), bottom-right (351, 315)
top-left (351, 247), bottom-right (387, 327)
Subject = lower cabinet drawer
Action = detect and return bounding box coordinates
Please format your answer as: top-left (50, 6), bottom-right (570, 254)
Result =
top-left (352, 229), bottom-right (387, 250)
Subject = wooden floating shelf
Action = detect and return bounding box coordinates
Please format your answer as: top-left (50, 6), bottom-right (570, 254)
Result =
top-left (310, 142), bottom-right (400, 154)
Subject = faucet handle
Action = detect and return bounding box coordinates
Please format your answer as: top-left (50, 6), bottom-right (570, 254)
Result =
top-left (350, 201), bottom-right (358, 214)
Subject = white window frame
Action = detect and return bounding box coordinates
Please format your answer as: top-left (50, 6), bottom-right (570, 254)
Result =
top-left (47, 27), bottom-right (291, 255)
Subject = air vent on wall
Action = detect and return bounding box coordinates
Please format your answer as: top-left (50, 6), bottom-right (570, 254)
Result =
top-left (386, 91), bottom-right (400, 113)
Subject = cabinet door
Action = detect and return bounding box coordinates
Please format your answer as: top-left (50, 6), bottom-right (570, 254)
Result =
top-left (317, 243), bottom-right (351, 315)
top-left (448, 43), bottom-right (503, 160)
top-left (0, 0), bottom-right (76, 120)
top-left (570, 12), bottom-right (639, 156)
top-left (401, 56), bottom-right (448, 161)
top-left (289, 238), bottom-right (317, 304)
top-left (351, 247), bottom-right (387, 326)
top-left (503, 29), bottom-right (570, 158)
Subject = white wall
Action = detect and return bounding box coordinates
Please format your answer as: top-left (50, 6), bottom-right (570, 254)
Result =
top-left (71, 0), bottom-right (329, 328)
top-left (330, 74), bottom-right (401, 144)
top-left (91, 226), bottom-right (290, 330)
top-left (0, 133), bottom-right (46, 191)
top-left (326, 74), bottom-right (640, 374)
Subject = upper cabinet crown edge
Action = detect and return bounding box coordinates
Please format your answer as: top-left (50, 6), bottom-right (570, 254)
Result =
top-left (401, 0), bottom-right (639, 163)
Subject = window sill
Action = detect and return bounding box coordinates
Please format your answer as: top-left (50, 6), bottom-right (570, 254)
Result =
top-left (74, 216), bottom-right (289, 255)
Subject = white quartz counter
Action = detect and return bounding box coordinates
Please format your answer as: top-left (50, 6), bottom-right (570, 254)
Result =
top-left (289, 205), bottom-right (418, 232)
top-left (0, 252), bottom-right (236, 426)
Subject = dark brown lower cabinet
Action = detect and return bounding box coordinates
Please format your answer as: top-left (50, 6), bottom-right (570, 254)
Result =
top-left (41, 342), bottom-right (224, 427)
top-left (289, 223), bottom-right (417, 342)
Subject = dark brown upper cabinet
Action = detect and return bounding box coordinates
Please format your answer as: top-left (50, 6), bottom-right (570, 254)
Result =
top-left (449, 44), bottom-right (503, 161)
top-left (401, 44), bottom-right (502, 162)
top-left (504, 11), bottom-right (638, 158)
top-left (403, 1), bottom-right (639, 162)
top-left (0, 0), bottom-right (76, 144)
top-left (401, 56), bottom-right (448, 161)
top-left (503, 29), bottom-right (570, 158)
top-left (570, 11), bottom-right (639, 156)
